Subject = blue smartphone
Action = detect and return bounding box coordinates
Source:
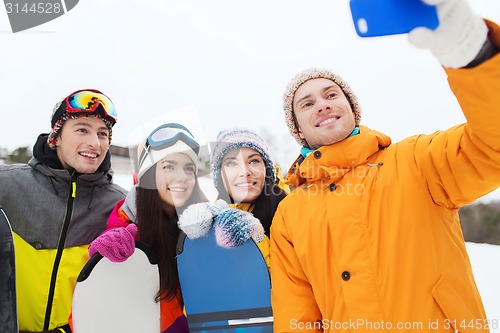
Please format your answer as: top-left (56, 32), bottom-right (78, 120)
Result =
top-left (349, 0), bottom-right (439, 37)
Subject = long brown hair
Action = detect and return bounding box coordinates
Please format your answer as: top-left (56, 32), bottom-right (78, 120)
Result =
top-left (136, 164), bottom-right (208, 304)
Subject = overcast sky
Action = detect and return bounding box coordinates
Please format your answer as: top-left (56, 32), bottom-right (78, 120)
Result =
top-left (1, 0), bottom-right (499, 201)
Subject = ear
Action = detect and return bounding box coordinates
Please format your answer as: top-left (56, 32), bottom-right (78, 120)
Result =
top-left (298, 127), bottom-right (305, 139)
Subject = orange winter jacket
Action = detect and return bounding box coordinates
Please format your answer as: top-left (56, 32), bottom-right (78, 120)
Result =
top-left (270, 20), bottom-right (500, 333)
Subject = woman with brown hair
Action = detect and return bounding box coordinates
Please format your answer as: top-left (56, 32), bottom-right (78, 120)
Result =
top-left (85, 123), bottom-right (208, 333)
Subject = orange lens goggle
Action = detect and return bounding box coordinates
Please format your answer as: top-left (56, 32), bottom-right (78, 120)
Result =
top-left (65, 90), bottom-right (118, 123)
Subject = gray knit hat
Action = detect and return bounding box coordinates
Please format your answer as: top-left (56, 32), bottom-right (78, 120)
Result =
top-left (283, 67), bottom-right (361, 148)
top-left (211, 128), bottom-right (276, 189)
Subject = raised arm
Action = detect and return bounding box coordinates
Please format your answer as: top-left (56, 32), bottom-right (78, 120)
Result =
top-left (402, 0), bottom-right (500, 207)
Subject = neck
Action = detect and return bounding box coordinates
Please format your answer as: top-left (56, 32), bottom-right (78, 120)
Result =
top-left (301, 126), bottom-right (360, 158)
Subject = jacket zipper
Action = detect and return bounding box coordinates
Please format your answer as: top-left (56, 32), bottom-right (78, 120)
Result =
top-left (43, 178), bottom-right (77, 330)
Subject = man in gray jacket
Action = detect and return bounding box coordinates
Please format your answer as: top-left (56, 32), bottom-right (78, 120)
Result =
top-left (0, 89), bottom-right (127, 333)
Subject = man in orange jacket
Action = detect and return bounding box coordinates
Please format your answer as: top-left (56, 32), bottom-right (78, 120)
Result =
top-left (270, 0), bottom-right (500, 332)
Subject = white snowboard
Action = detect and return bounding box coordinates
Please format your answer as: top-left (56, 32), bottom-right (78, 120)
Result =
top-left (72, 241), bottom-right (160, 333)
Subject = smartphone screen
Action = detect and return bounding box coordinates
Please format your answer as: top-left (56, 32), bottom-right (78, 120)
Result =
top-left (350, 0), bottom-right (439, 37)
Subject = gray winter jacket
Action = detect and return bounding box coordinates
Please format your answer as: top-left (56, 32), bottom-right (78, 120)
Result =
top-left (0, 155), bottom-right (127, 249)
top-left (0, 134), bottom-right (127, 331)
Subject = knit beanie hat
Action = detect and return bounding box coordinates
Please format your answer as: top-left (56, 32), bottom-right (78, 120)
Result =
top-left (211, 128), bottom-right (276, 189)
top-left (137, 123), bottom-right (200, 182)
top-left (283, 67), bottom-right (361, 148)
top-left (47, 90), bottom-right (115, 149)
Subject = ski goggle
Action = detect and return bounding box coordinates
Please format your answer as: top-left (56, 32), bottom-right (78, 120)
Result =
top-left (64, 90), bottom-right (118, 123)
top-left (138, 123), bottom-right (200, 169)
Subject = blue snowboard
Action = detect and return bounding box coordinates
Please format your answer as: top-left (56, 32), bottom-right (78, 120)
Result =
top-left (0, 208), bottom-right (18, 333)
top-left (176, 228), bottom-right (273, 332)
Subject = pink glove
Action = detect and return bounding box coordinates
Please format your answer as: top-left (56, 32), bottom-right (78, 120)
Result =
top-left (88, 223), bottom-right (138, 262)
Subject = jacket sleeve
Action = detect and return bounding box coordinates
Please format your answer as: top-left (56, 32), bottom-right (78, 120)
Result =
top-left (413, 20), bottom-right (500, 209)
top-left (104, 199), bottom-right (131, 232)
top-left (270, 204), bottom-right (323, 332)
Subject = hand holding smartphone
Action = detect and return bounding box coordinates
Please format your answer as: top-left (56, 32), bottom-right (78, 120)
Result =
top-left (350, 0), bottom-right (439, 37)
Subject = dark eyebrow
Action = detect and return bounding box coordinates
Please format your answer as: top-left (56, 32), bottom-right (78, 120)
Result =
top-left (323, 85), bottom-right (341, 93)
top-left (223, 152), bottom-right (262, 164)
top-left (71, 121), bottom-right (109, 132)
top-left (247, 153), bottom-right (262, 159)
top-left (293, 93), bottom-right (313, 110)
top-left (161, 160), bottom-right (195, 168)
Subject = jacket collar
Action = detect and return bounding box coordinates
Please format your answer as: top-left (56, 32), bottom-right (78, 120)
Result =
top-left (286, 126), bottom-right (391, 187)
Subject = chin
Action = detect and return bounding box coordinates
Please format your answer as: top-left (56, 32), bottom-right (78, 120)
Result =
top-left (322, 135), bottom-right (349, 147)
top-left (76, 167), bottom-right (99, 174)
top-left (242, 194), bottom-right (260, 203)
top-left (172, 198), bottom-right (188, 208)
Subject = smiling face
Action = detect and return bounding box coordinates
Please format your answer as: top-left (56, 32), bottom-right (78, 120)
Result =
top-left (155, 152), bottom-right (196, 209)
top-left (221, 147), bottom-right (266, 203)
top-left (293, 78), bottom-right (356, 150)
top-left (55, 116), bottom-right (110, 173)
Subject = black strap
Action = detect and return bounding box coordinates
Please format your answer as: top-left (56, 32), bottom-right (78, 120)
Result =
top-left (61, 324), bottom-right (72, 333)
top-left (465, 37), bottom-right (499, 68)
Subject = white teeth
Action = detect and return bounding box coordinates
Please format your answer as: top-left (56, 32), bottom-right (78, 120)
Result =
top-left (235, 183), bottom-right (253, 188)
top-left (169, 187), bottom-right (186, 192)
top-left (318, 117), bottom-right (338, 127)
top-left (80, 152), bottom-right (97, 158)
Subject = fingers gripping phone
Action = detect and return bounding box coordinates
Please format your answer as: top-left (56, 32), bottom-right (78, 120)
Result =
top-left (349, 0), bottom-right (439, 37)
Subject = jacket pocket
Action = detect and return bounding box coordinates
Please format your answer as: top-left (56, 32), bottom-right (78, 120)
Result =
top-left (431, 275), bottom-right (487, 333)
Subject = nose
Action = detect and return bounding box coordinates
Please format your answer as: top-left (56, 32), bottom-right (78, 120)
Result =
top-left (237, 164), bottom-right (251, 177)
top-left (87, 134), bottom-right (101, 148)
top-left (316, 97), bottom-right (331, 113)
top-left (176, 168), bottom-right (193, 182)
top-left (166, 168), bottom-right (191, 184)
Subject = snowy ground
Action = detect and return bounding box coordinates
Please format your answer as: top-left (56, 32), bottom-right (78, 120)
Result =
top-left (466, 243), bottom-right (500, 331)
